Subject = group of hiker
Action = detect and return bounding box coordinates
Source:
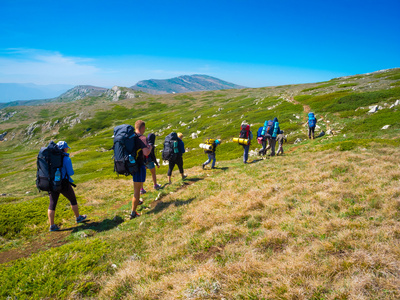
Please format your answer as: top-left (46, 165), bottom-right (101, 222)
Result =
top-left (37, 112), bottom-right (318, 231)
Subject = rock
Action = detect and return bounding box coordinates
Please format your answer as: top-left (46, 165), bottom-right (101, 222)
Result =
top-left (294, 138), bottom-right (302, 144)
top-left (368, 105), bottom-right (378, 113)
top-left (162, 160), bottom-right (169, 166)
top-left (343, 134), bottom-right (347, 138)
top-left (111, 264), bottom-right (117, 269)
top-left (395, 99), bottom-right (400, 106)
top-left (197, 130), bottom-right (201, 134)
top-left (295, 115), bottom-right (300, 119)
top-left (382, 125), bottom-right (390, 130)
top-left (326, 129), bottom-right (333, 135)
top-left (191, 132), bottom-right (198, 139)
top-left (180, 122), bottom-right (187, 126)
top-left (0, 131), bottom-right (8, 141)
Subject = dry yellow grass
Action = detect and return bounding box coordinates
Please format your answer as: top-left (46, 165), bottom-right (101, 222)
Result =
top-left (92, 146), bottom-right (400, 299)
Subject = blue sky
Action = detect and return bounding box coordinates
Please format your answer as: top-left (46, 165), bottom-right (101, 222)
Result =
top-left (0, 0), bottom-right (399, 88)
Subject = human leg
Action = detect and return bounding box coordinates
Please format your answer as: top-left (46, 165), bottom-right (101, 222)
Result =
top-left (243, 145), bottom-right (249, 163)
top-left (48, 191), bottom-right (60, 226)
top-left (211, 153), bottom-right (216, 168)
top-left (168, 160), bottom-right (175, 183)
top-left (270, 139), bottom-right (276, 156)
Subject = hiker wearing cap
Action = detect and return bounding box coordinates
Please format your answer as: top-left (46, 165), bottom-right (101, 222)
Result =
top-left (130, 120), bottom-right (153, 219)
top-left (48, 141), bottom-right (87, 231)
top-left (202, 139), bottom-right (220, 169)
top-left (276, 131), bottom-right (287, 156)
top-left (140, 133), bottom-right (161, 195)
top-left (167, 132), bottom-right (186, 183)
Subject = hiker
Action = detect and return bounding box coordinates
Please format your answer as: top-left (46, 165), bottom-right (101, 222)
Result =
top-left (306, 112), bottom-right (317, 139)
top-left (48, 141), bottom-right (86, 231)
top-left (141, 133), bottom-right (161, 194)
top-left (268, 117), bottom-right (280, 156)
top-left (130, 120), bottom-right (153, 219)
top-left (167, 132), bottom-right (186, 183)
top-left (240, 123), bottom-right (253, 163)
top-left (276, 131), bottom-right (287, 156)
top-left (202, 139), bottom-right (220, 169)
top-left (257, 121), bottom-right (269, 157)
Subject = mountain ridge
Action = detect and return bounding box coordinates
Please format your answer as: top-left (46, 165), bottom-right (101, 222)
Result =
top-left (130, 74), bottom-right (246, 94)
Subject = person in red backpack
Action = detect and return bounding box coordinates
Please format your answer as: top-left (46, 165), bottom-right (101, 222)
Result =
top-left (240, 123), bottom-right (253, 163)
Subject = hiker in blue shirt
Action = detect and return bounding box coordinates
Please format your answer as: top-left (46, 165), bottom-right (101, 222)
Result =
top-left (48, 141), bottom-right (87, 231)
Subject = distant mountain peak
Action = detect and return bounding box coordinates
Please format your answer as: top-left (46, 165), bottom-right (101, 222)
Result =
top-left (130, 74), bottom-right (246, 95)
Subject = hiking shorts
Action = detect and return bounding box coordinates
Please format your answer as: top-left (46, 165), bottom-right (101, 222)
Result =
top-left (132, 165), bottom-right (146, 183)
top-left (146, 161), bottom-right (156, 170)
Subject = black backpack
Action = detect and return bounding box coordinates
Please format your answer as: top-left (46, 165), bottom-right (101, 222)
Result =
top-left (239, 124), bottom-right (250, 139)
top-left (113, 124), bottom-right (139, 176)
top-left (162, 132), bottom-right (179, 161)
top-left (36, 141), bottom-right (64, 192)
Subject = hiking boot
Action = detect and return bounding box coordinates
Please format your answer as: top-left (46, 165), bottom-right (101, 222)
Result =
top-left (76, 215), bottom-right (87, 223)
top-left (49, 224), bottom-right (60, 232)
top-left (154, 184), bottom-right (161, 190)
top-left (138, 198), bottom-right (143, 205)
top-left (140, 188), bottom-right (147, 195)
top-left (202, 164), bottom-right (205, 170)
top-left (181, 174), bottom-right (187, 180)
top-left (129, 211), bottom-right (140, 219)
top-left (211, 167), bottom-right (216, 169)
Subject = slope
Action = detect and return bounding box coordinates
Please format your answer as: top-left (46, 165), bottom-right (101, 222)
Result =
top-left (0, 68), bottom-right (400, 299)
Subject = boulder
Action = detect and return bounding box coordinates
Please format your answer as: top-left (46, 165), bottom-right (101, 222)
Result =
top-left (326, 129), bottom-right (333, 135)
top-left (191, 132), bottom-right (198, 139)
top-left (368, 105), bottom-right (378, 113)
top-left (294, 138), bottom-right (302, 144)
top-left (382, 125), bottom-right (390, 130)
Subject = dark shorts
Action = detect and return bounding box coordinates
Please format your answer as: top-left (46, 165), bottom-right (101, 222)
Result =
top-left (132, 165), bottom-right (146, 183)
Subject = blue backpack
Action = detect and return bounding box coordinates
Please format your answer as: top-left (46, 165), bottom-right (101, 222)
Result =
top-left (272, 121), bottom-right (280, 138)
top-left (266, 120), bottom-right (274, 136)
top-left (308, 112), bottom-right (316, 127)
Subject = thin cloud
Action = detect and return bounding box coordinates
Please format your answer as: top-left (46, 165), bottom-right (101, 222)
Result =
top-left (0, 48), bottom-right (100, 84)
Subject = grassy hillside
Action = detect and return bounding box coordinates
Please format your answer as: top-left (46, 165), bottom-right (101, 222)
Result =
top-left (0, 68), bottom-right (399, 299)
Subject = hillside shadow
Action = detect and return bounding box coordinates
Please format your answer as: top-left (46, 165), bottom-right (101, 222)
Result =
top-left (60, 216), bottom-right (124, 233)
top-left (148, 197), bottom-right (196, 214)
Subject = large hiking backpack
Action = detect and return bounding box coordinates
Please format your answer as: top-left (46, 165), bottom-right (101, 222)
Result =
top-left (308, 112), bottom-right (316, 127)
top-left (266, 120), bottom-right (274, 136)
top-left (239, 124), bottom-right (250, 139)
top-left (272, 121), bottom-right (280, 138)
top-left (36, 141), bottom-right (64, 192)
top-left (113, 124), bottom-right (139, 176)
top-left (204, 138), bottom-right (215, 153)
top-left (162, 132), bottom-right (179, 161)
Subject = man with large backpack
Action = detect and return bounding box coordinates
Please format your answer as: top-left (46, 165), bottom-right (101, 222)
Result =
top-left (202, 138), bottom-right (220, 169)
top-left (163, 132), bottom-right (186, 183)
top-left (268, 117), bottom-right (280, 156)
top-left (306, 112), bottom-right (317, 139)
top-left (257, 120), bottom-right (270, 157)
top-left (239, 123), bottom-right (253, 163)
top-left (113, 121), bottom-right (152, 219)
top-left (37, 140), bottom-right (87, 231)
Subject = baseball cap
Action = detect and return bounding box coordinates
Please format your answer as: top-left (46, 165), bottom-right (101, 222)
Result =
top-left (57, 141), bottom-right (70, 150)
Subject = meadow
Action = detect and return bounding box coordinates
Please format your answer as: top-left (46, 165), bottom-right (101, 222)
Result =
top-left (0, 68), bottom-right (399, 299)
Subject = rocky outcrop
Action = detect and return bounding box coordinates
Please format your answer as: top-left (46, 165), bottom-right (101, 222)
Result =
top-left (107, 86), bottom-right (138, 101)
top-left (0, 110), bottom-right (17, 122)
